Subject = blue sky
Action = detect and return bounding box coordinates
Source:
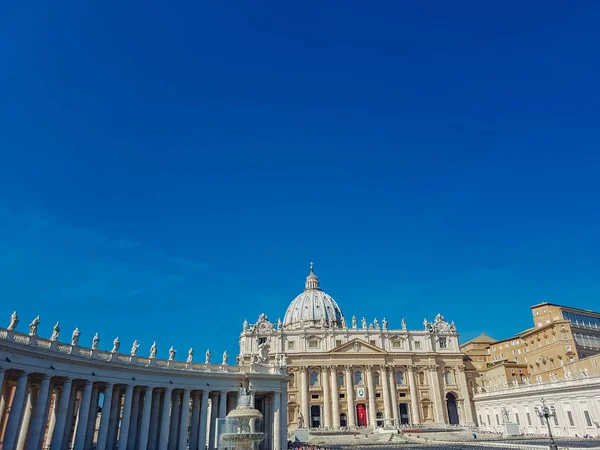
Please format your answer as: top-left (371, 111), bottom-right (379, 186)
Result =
top-left (1, 2), bottom-right (599, 360)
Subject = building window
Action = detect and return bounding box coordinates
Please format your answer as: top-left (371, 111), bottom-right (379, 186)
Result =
top-left (418, 372), bottom-right (426, 385)
top-left (396, 371), bottom-right (404, 385)
top-left (369, 340), bottom-right (376, 346)
top-left (414, 341), bottom-right (421, 350)
top-left (288, 341), bottom-right (295, 350)
top-left (338, 374), bottom-right (344, 386)
top-left (496, 414), bottom-right (500, 425)
top-left (310, 371), bottom-right (319, 386)
top-left (567, 411), bottom-right (574, 426)
top-left (340, 413), bottom-right (347, 427)
top-left (308, 340), bottom-right (319, 349)
top-left (399, 392), bottom-right (406, 397)
top-left (584, 411), bottom-right (592, 427)
top-left (487, 414), bottom-right (491, 425)
top-left (515, 413), bottom-right (520, 425)
top-left (439, 338), bottom-right (447, 349)
top-left (373, 373), bottom-right (380, 385)
top-left (354, 370), bottom-right (363, 385)
top-left (339, 393), bottom-right (345, 399)
top-left (258, 337), bottom-right (267, 345)
top-left (335, 340), bottom-right (342, 348)
top-left (526, 413), bottom-right (532, 426)
top-left (376, 412), bottom-right (383, 427)
top-left (392, 340), bottom-right (401, 349)
top-left (552, 413), bottom-right (559, 426)
top-left (375, 393), bottom-right (381, 398)
top-left (311, 394), bottom-right (319, 399)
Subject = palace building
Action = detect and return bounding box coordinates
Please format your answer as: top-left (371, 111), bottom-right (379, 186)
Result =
top-left (238, 264), bottom-right (475, 430)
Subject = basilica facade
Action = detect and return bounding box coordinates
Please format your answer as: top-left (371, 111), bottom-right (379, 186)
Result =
top-left (238, 265), bottom-right (475, 431)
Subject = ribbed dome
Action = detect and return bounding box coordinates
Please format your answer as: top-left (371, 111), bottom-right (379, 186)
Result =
top-left (282, 264), bottom-right (344, 329)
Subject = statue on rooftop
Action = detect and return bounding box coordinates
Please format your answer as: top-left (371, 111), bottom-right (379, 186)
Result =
top-left (169, 346), bottom-right (176, 361)
top-left (112, 337), bottom-right (120, 353)
top-left (131, 340), bottom-right (140, 356)
top-left (205, 349), bottom-right (211, 364)
top-left (401, 318), bottom-right (406, 330)
top-left (8, 311), bottom-right (19, 331)
top-left (243, 319), bottom-right (248, 331)
top-left (187, 348), bottom-right (194, 363)
top-left (361, 317), bottom-right (367, 329)
top-left (277, 318), bottom-right (282, 329)
top-left (341, 316), bottom-right (347, 329)
top-left (352, 315), bottom-right (357, 328)
top-left (374, 318), bottom-right (379, 329)
top-left (150, 342), bottom-right (157, 359)
top-left (29, 316), bottom-right (41, 336)
top-left (92, 333), bottom-right (99, 350)
top-left (382, 318), bottom-right (387, 330)
top-left (50, 321), bottom-right (60, 342)
top-left (71, 328), bottom-right (80, 346)
top-left (423, 318), bottom-right (429, 330)
top-left (223, 350), bottom-right (229, 365)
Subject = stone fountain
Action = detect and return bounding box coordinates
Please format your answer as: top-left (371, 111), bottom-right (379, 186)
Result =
top-left (219, 385), bottom-right (265, 450)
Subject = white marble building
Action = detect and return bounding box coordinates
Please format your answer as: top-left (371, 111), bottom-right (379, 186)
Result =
top-left (238, 265), bottom-right (474, 430)
top-left (0, 313), bottom-right (288, 450)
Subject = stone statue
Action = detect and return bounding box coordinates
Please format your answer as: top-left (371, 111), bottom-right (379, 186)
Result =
top-left (169, 346), bottom-right (176, 361)
top-left (341, 316), bottom-right (347, 329)
top-left (549, 373), bottom-right (558, 382)
top-left (111, 337), bottom-right (120, 353)
top-left (564, 369), bottom-right (572, 380)
top-left (186, 348), bottom-right (193, 363)
top-left (352, 315), bottom-right (357, 328)
top-left (222, 350), bottom-right (229, 365)
top-left (7, 311), bottom-right (19, 331)
top-left (535, 375), bottom-right (543, 384)
top-left (501, 407), bottom-right (510, 423)
top-left (71, 328), bottom-right (80, 346)
top-left (258, 313), bottom-right (267, 322)
top-left (368, 323), bottom-right (374, 330)
top-left (512, 379), bottom-right (519, 387)
top-left (401, 318), bottom-right (406, 330)
top-left (243, 319), bottom-right (248, 331)
top-left (205, 349), bottom-right (211, 364)
top-left (374, 318), bottom-right (379, 329)
top-left (50, 321), bottom-right (60, 342)
top-left (423, 318), bottom-right (429, 330)
top-left (150, 342), bottom-right (157, 359)
top-left (131, 340), bottom-right (140, 356)
top-left (361, 317), bottom-right (367, 329)
top-left (92, 333), bottom-right (99, 350)
top-left (29, 316), bottom-right (41, 336)
top-left (382, 318), bottom-right (387, 330)
top-left (297, 412), bottom-right (304, 428)
top-left (277, 318), bottom-right (282, 329)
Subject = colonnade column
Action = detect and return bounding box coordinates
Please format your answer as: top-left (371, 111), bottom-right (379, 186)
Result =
top-left (329, 367), bottom-right (340, 428)
top-left (178, 389), bottom-right (191, 450)
top-left (0, 368), bottom-right (5, 421)
top-left (168, 391), bottom-right (181, 450)
top-left (3, 372), bottom-right (29, 450)
top-left (105, 386), bottom-right (122, 450)
top-left (118, 384), bottom-right (135, 448)
top-left (73, 380), bottom-right (94, 450)
top-left (321, 367), bottom-right (331, 428)
top-left (49, 378), bottom-right (72, 450)
top-left (407, 366), bottom-right (420, 424)
top-left (380, 366), bottom-right (391, 427)
top-left (127, 387), bottom-right (142, 450)
top-left (343, 366), bottom-right (356, 428)
top-left (273, 392), bottom-right (281, 450)
top-left (26, 374), bottom-right (51, 450)
top-left (17, 380), bottom-right (35, 450)
top-left (280, 383), bottom-right (288, 444)
top-left (299, 367), bottom-right (309, 428)
top-left (388, 368), bottom-right (399, 426)
top-left (148, 389), bottom-right (162, 450)
top-left (158, 387), bottom-right (173, 450)
top-left (428, 367), bottom-right (445, 423)
top-left (189, 392), bottom-right (201, 450)
top-left (365, 367), bottom-right (377, 430)
top-left (138, 386), bottom-right (154, 450)
top-left (198, 390), bottom-right (209, 450)
top-left (96, 383), bottom-right (114, 450)
top-left (208, 392), bottom-right (218, 450)
top-left (457, 366), bottom-right (474, 425)
top-left (43, 389), bottom-right (59, 448)
top-left (84, 385), bottom-right (100, 450)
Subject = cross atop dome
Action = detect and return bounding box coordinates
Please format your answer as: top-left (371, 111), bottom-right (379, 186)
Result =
top-left (305, 262), bottom-right (320, 290)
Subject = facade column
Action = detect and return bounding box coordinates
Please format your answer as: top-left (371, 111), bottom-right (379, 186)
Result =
top-left (158, 387), bottom-right (173, 450)
top-left (148, 389), bottom-right (162, 450)
top-left (388, 368), bottom-right (399, 426)
top-left (96, 383), bottom-right (114, 450)
top-left (280, 383), bottom-right (288, 445)
top-left (208, 392), bottom-right (218, 450)
top-left (178, 389), bottom-right (191, 450)
top-left (137, 386), bottom-right (154, 450)
top-left (118, 384), bottom-right (135, 448)
top-left (299, 367), bottom-right (309, 428)
top-left (105, 386), bottom-right (122, 450)
top-left (17, 383), bottom-right (35, 450)
top-left (428, 367), bottom-right (445, 423)
top-left (26, 374), bottom-right (52, 450)
top-left (380, 366), bottom-right (392, 427)
top-left (49, 378), bottom-right (72, 450)
top-left (329, 367), bottom-right (340, 428)
top-left (407, 366), bottom-right (421, 424)
top-left (43, 389), bottom-right (59, 448)
top-left (344, 366), bottom-right (356, 428)
top-left (321, 367), bottom-right (331, 428)
top-left (273, 392), bottom-right (281, 450)
top-left (365, 367), bottom-right (377, 429)
top-left (84, 385), bottom-right (100, 450)
top-left (457, 366), bottom-right (474, 425)
top-left (0, 368), bottom-right (6, 422)
top-left (127, 387), bottom-right (142, 450)
top-left (73, 380), bottom-right (94, 450)
top-left (198, 390), bottom-right (209, 450)
top-left (189, 392), bottom-right (201, 450)
top-left (3, 372), bottom-right (29, 450)
top-left (62, 383), bottom-right (79, 449)
top-left (168, 392), bottom-right (181, 450)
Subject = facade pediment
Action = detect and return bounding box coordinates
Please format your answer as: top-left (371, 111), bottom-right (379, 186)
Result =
top-left (330, 338), bottom-right (387, 355)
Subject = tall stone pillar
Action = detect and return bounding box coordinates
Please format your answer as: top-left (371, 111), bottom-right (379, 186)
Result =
top-left (208, 392), bottom-right (218, 450)
top-left (17, 382), bottom-right (35, 450)
top-left (73, 380), bottom-right (94, 450)
top-left (198, 391), bottom-right (209, 450)
top-left (3, 372), bottom-right (29, 450)
top-left (148, 389), bottom-right (162, 450)
top-left (26, 374), bottom-right (52, 450)
top-left (407, 366), bottom-right (420, 424)
top-left (457, 366), bottom-right (474, 425)
top-left (0, 368), bottom-right (6, 421)
top-left (44, 389), bottom-right (59, 448)
top-left (49, 378), bottom-right (72, 450)
top-left (127, 387), bottom-right (142, 450)
top-left (388, 368), bottom-right (399, 426)
top-left (118, 384), bottom-right (135, 449)
top-left (428, 367), bottom-right (445, 423)
top-left (84, 385), bottom-right (100, 450)
top-left (299, 367), bottom-right (309, 428)
top-left (62, 383), bottom-right (79, 449)
top-left (344, 366), bottom-right (356, 428)
top-left (273, 392), bottom-right (281, 450)
top-left (280, 383), bottom-right (288, 445)
top-left (168, 392), bottom-right (181, 450)
top-left (321, 367), bottom-right (331, 428)
top-left (365, 367), bottom-right (377, 429)
top-left (178, 389), bottom-right (191, 450)
top-left (138, 386), bottom-right (154, 450)
top-left (329, 367), bottom-right (340, 428)
top-left (105, 386), bottom-right (122, 450)
top-left (158, 387), bottom-right (173, 450)
top-left (96, 383), bottom-right (114, 450)
top-left (189, 392), bottom-right (201, 450)
top-left (380, 366), bottom-right (391, 427)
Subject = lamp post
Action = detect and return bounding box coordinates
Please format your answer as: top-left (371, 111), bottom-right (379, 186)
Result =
top-left (534, 398), bottom-right (558, 450)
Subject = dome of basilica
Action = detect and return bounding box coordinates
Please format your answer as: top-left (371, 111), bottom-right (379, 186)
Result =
top-left (282, 264), bottom-right (345, 329)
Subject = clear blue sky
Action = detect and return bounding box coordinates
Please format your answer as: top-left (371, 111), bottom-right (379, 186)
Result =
top-left (1, 2), bottom-right (599, 361)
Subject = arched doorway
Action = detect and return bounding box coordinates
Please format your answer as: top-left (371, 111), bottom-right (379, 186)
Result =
top-left (310, 405), bottom-right (321, 428)
top-left (376, 412), bottom-right (383, 427)
top-left (446, 392), bottom-right (459, 424)
top-left (340, 413), bottom-right (347, 428)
